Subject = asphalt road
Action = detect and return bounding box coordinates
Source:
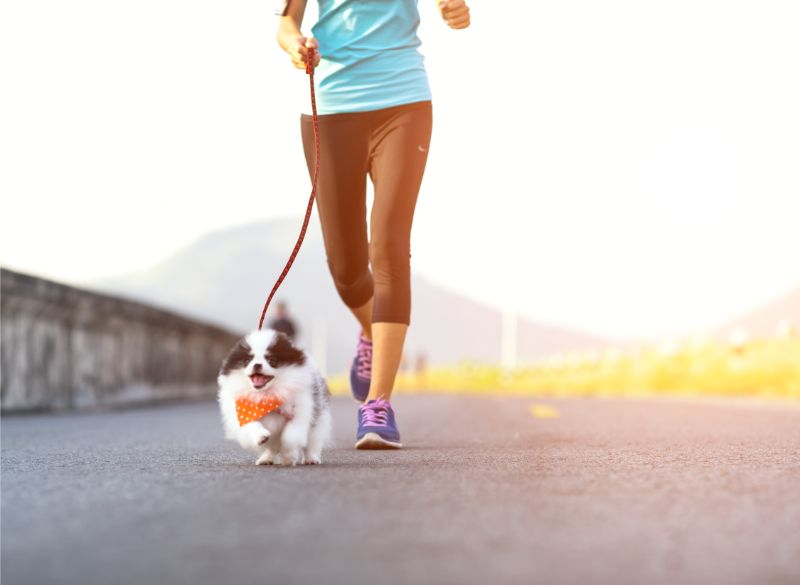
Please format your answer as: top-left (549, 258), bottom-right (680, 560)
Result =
top-left (2, 395), bottom-right (799, 585)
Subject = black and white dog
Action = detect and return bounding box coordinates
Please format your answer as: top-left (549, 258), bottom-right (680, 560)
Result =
top-left (217, 329), bottom-right (332, 466)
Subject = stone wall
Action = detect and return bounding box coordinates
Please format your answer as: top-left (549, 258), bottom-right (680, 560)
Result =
top-left (1, 267), bottom-right (241, 412)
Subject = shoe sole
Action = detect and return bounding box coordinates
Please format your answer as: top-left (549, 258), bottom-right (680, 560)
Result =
top-left (355, 432), bottom-right (403, 450)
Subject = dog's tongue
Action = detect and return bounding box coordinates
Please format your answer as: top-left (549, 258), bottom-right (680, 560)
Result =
top-left (251, 374), bottom-right (268, 388)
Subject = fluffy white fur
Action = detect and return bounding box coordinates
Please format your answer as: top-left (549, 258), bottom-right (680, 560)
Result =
top-left (217, 329), bottom-right (332, 466)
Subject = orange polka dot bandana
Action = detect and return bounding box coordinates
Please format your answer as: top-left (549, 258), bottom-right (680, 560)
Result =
top-left (235, 395), bottom-right (284, 426)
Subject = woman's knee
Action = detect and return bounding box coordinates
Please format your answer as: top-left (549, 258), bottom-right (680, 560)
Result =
top-left (368, 236), bottom-right (411, 279)
top-left (326, 257), bottom-right (374, 308)
top-left (368, 237), bottom-right (412, 323)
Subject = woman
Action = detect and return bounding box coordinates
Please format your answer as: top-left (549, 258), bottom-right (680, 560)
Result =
top-left (277, 0), bottom-right (470, 449)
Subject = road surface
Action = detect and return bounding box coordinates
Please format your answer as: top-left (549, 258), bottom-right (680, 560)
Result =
top-left (2, 395), bottom-right (799, 585)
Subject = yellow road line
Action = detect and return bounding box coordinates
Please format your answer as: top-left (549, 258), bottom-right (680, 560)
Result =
top-left (529, 404), bottom-right (560, 419)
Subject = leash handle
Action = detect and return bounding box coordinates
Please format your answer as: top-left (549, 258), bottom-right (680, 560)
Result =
top-left (258, 47), bottom-right (320, 330)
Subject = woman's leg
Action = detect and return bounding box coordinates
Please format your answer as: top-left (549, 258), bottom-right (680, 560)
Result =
top-left (365, 101), bottom-right (433, 401)
top-left (349, 297), bottom-right (373, 341)
top-left (300, 114), bottom-right (375, 323)
top-left (368, 323), bottom-right (408, 400)
top-left (300, 102), bottom-right (432, 405)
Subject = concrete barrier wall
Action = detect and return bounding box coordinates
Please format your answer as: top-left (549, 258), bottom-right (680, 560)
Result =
top-left (1, 267), bottom-right (241, 412)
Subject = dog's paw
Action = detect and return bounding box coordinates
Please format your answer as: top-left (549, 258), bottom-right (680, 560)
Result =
top-left (255, 450), bottom-right (275, 465)
top-left (303, 454), bottom-right (322, 465)
top-left (279, 446), bottom-right (301, 467)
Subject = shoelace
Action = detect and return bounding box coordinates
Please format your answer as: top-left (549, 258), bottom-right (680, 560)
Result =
top-left (360, 400), bottom-right (390, 426)
top-left (356, 336), bottom-right (372, 379)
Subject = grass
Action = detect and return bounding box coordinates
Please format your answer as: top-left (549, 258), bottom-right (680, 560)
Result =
top-left (327, 334), bottom-right (800, 400)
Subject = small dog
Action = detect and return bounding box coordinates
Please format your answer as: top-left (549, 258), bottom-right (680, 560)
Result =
top-left (217, 329), bottom-right (332, 466)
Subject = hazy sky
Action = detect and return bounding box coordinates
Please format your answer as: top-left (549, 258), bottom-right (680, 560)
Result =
top-left (2, 1), bottom-right (799, 341)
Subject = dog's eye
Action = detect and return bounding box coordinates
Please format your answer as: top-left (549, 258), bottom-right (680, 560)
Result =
top-left (266, 357), bottom-right (278, 368)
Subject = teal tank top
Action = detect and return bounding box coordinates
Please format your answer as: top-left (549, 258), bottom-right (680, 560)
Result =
top-left (310, 0), bottom-right (432, 114)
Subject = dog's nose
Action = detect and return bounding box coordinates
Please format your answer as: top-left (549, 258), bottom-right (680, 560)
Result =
top-left (252, 363), bottom-right (263, 372)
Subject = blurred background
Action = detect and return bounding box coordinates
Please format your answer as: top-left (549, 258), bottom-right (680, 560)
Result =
top-left (2, 0), bottom-right (799, 411)
top-left (3, 4), bottom-right (800, 585)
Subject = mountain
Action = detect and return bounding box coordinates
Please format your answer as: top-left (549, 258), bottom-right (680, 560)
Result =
top-left (88, 216), bottom-right (608, 374)
top-left (716, 285), bottom-right (800, 338)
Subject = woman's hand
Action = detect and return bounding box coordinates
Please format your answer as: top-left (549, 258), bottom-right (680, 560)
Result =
top-left (436, 0), bottom-right (471, 29)
top-left (276, 0), bottom-right (319, 70)
top-left (285, 36), bottom-right (321, 70)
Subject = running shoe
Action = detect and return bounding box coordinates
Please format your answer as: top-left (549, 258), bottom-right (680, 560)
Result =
top-left (355, 398), bottom-right (403, 449)
top-left (349, 329), bottom-right (372, 402)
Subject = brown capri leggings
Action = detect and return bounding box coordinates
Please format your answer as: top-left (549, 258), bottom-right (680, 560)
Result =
top-left (300, 100), bottom-right (432, 325)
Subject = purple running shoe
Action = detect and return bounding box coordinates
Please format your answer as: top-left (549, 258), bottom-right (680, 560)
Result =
top-left (349, 330), bottom-right (372, 402)
top-left (355, 398), bottom-right (402, 449)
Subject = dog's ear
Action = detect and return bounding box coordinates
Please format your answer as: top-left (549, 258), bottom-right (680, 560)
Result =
top-left (268, 331), bottom-right (306, 367)
top-left (220, 339), bottom-right (253, 376)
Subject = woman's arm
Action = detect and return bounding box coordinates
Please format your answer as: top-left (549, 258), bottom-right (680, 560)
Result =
top-left (436, 0), bottom-right (471, 29)
top-left (276, 0), bottom-right (321, 70)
